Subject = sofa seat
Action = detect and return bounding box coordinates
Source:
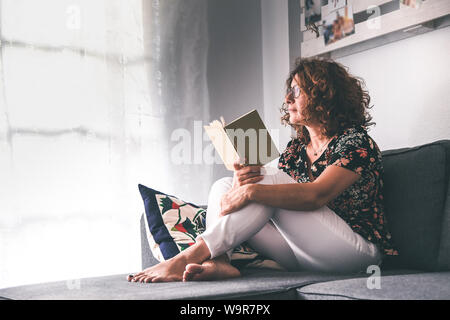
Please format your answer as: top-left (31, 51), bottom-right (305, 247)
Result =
top-left (0, 270), bottom-right (353, 300)
top-left (297, 271), bottom-right (450, 300)
top-left (0, 268), bottom-right (421, 300)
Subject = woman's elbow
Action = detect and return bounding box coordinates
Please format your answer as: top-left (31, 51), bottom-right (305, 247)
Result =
top-left (296, 192), bottom-right (323, 211)
top-left (291, 185), bottom-right (325, 211)
top-left (309, 190), bottom-right (329, 211)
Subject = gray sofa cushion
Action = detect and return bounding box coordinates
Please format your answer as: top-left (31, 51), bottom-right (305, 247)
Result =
top-left (0, 270), bottom-right (363, 300)
top-left (438, 168), bottom-right (450, 270)
top-left (140, 214), bottom-right (160, 269)
top-left (381, 140), bottom-right (450, 271)
top-left (297, 271), bottom-right (450, 300)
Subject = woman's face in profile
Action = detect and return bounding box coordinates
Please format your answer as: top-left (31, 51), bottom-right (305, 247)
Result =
top-left (286, 75), bottom-right (306, 125)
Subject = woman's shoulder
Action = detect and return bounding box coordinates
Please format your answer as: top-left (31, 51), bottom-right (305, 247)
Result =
top-left (279, 137), bottom-right (305, 164)
top-left (284, 137), bottom-right (304, 151)
top-left (337, 126), bottom-right (367, 141)
top-left (333, 126), bottom-right (376, 150)
top-left (331, 126), bottom-right (382, 163)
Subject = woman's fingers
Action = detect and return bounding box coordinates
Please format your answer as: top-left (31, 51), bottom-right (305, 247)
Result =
top-left (233, 161), bottom-right (243, 171)
top-left (220, 206), bottom-right (231, 217)
top-left (239, 165), bottom-right (262, 175)
top-left (220, 184), bottom-right (253, 216)
top-left (233, 158), bottom-right (261, 173)
top-left (244, 175), bottom-right (264, 184)
top-left (238, 171), bottom-right (262, 183)
top-left (234, 165), bottom-right (263, 187)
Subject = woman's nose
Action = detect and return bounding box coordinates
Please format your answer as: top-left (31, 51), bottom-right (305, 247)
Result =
top-left (285, 93), bottom-right (294, 104)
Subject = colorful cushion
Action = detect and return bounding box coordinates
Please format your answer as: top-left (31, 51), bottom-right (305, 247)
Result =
top-left (138, 184), bottom-right (284, 270)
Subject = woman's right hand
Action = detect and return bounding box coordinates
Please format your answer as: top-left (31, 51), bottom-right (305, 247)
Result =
top-left (232, 160), bottom-right (264, 188)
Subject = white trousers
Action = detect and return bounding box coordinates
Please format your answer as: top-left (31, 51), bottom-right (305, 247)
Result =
top-left (199, 168), bottom-right (382, 274)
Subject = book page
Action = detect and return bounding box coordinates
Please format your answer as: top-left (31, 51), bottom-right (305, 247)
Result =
top-left (204, 122), bottom-right (239, 171)
top-left (224, 109), bottom-right (279, 166)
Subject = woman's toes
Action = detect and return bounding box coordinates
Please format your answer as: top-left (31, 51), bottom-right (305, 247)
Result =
top-left (152, 275), bottom-right (179, 283)
top-left (133, 275), bottom-right (146, 283)
top-left (183, 264), bottom-right (202, 282)
top-left (186, 263), bottom-right (204, 274)
top-left (184, 264), bottom-right (204, 281)
top-left (185, 263), bottom-right (204, 281)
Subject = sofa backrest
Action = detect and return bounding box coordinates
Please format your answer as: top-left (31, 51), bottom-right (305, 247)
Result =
top-left (381, 140), bottom-right (450, 271)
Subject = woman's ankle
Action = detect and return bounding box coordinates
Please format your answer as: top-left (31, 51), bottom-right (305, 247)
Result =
top-left (178, 238), bottom-right (212, 265)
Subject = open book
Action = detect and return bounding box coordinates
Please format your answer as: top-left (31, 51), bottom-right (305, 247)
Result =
top-left (204, 109), bottom-right (280, 171)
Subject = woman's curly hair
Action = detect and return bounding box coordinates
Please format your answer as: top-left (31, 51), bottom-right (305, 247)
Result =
top-left (281, 57), bottom-right (374, 144)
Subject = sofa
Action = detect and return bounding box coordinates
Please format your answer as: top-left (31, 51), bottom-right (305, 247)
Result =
top-left (1, 139), bottom-right (449, 300)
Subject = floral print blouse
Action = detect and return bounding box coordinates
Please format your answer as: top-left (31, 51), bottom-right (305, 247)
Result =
top-left (278, 126), bottom-right (399, 256)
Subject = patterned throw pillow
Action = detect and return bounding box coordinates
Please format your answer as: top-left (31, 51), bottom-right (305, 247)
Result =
top-left (138, 184), bottom-right (284, 270)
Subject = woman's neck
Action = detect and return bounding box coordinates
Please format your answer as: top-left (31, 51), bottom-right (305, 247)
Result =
top-left (305, 125), bottom-right (329, 149)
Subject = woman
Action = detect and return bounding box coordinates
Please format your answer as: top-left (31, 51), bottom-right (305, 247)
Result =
top-left (129, 57), bottom-right (398, 283)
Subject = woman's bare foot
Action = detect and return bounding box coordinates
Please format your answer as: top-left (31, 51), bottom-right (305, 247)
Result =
top-left (182, 258), bottom-right (241, 282)
top-left (129, 255), bottom-right (189, 283)
top-left (127, 238), bottom-right (212, 283)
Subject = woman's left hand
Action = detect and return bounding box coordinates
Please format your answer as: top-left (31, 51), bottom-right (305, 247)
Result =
top-left (220, 184), bottom-right (253, 216)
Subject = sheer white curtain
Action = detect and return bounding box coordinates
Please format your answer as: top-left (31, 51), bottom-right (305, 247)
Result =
top-left (143, 0), bottom-right (212, 203)
top-left (0, 0), bottom-right (211, 289)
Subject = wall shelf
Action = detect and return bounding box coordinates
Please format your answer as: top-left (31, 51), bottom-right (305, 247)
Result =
top-left (300, 0), bottom-right (450, 59)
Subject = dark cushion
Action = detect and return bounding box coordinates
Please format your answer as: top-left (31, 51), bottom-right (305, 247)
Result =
top-left (381, 140), bottom-right (450, 271)
top-left (297, 271), bottom-right (450, 300)
top-left (138, 184), bottom-right (208, 261)
top-left (138, 185), bottom-right (285, 270)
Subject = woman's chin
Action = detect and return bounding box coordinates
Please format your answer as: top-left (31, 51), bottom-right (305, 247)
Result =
top-left (289, 115), bottom-right (302, 125)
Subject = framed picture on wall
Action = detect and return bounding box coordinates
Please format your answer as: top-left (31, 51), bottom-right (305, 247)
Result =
top-left (323, 5), bottom-right (355, 46)
top-left (400, 0), bottom-right (423, 9)
top-left (304, 0), bottom-right (322, 25)
top-left (328, 0), bottom-right (347, 11)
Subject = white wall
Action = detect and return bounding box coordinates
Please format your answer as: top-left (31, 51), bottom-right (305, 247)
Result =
top-left (261, 0), bottom-right (295, 153)
top-left (336, 26), bottom-right (450, 151)
top-left (207, 0), bottom-right (265, 181)
top-left (260, 3), bottom-right (450, 152)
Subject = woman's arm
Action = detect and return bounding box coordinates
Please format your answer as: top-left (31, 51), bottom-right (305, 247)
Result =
top-left (248, 165), bottom-right (360, 211)
top-left (219, 164), bottom-right (361, 216)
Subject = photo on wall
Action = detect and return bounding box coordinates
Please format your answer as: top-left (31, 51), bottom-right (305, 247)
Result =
top-left (304, 0), bottom-right (322, 25)
top-left (328, 0), bottom-right (347, 11)
top-left (323, 5), bottom-right (355, 46)
top-left (400, 0), bottom-right (423, 9)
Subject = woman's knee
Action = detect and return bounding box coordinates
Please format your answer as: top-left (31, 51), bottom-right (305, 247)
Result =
top-left (206, 177), bottom-right (233, 222)
top-left (210, 177), bottom-right (233, 194)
